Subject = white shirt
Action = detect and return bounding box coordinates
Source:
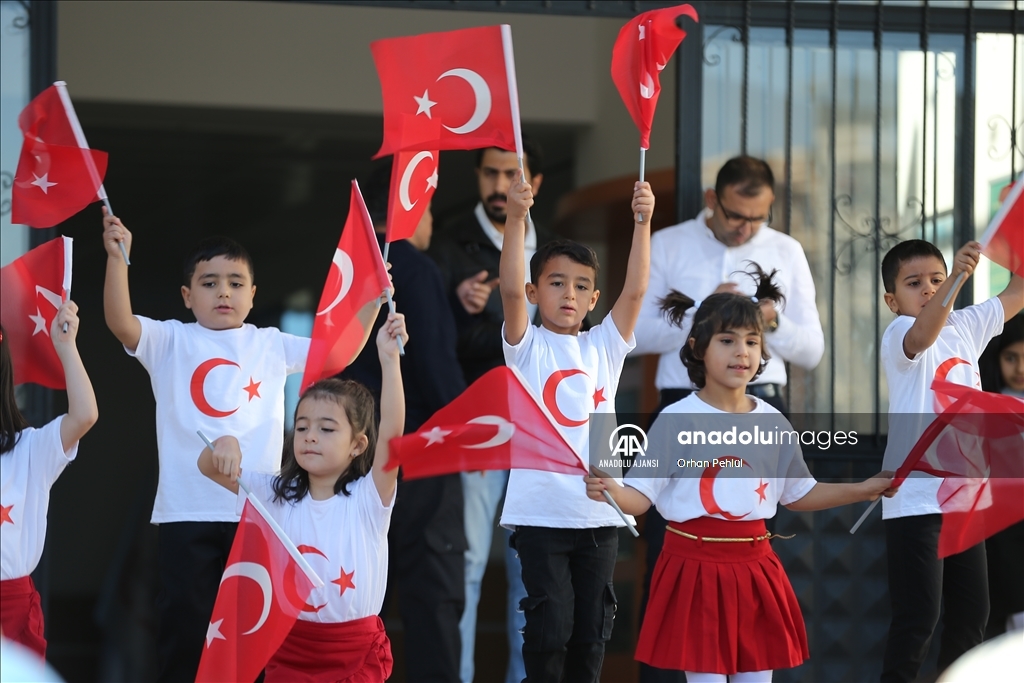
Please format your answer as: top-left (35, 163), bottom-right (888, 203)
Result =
top-left (1, 417), bottom-right (77, 580)
top-left (128, 317), bottom-right (309, 523)
top-left (881, 298), bottom-right (1005, 519)
top-left (476, 202), bottom-right (539, 323)
top-left (626, 394), bottom-right (815, 523)
top-left (632, 211), bottom-right (824, 389)
top-left (500, 315), bottom-right (636, 528)
top-left (238, 472), bottom-right (394, 623)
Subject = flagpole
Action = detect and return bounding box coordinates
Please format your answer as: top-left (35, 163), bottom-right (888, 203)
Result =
top-left (637, 147), bottom-right (647, 223)
top-left (849, 498), bottom-right (880, 534)
top-left (500, 25), bottom-right (537, 230)
top-left (197, 430), bottom-right (325, 589)
top-left (53, 81), bottom-right (130, 266)
top-left (380, 241), bottom-right (405, 356)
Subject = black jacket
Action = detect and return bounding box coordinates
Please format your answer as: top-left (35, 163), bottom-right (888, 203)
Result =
top-left (428, 209), bottom-right (559, 384)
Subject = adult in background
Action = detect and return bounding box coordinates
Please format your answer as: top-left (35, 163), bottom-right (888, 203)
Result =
top-left (428, 138), bottom-right (555, 683)
top-left (343, 162), bottom-right (467, 682)
top-left (630, 156), bottom-right (825, 683)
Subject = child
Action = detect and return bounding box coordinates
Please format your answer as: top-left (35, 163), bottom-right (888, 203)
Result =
top-left (1, 303), bottom-right (99, 657)
top-left (101, 211), bottom-right (381, 681)
top-left (586, 270), bottom-right (897, 683)
top-left (878, 239), bottom-right (1023, 682)
top-left (198, 313), bottom-right (407, 682)
top-left (499, 172), bottom-right (653, 681)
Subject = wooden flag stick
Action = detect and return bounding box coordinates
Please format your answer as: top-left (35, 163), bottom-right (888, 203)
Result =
top-left (381, 241), bottom-right (405, 356)
top-left (197, 430), bottom-right (324, 588)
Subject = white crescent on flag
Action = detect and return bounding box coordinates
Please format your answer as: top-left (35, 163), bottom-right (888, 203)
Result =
top-left (462, 415), bottom-right (516, 449)
top-left (316, 249), bottom-right (354, 316)
top-left (399, 151), bottom-right (435, 211)
top-left (437, 68), bottom-right (492, 134)
top-left (221, 561), bottom-right (273, 635)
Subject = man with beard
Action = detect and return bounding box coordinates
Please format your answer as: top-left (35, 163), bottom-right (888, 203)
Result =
top-left (428, 138), bottom-right (554, 683)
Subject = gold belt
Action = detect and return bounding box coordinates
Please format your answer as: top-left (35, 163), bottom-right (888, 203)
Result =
top-left (665, 524), bottom-right (795, 543)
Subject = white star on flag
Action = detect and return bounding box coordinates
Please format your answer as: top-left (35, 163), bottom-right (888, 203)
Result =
top-left (205, 619), bottom-right (226, 648)
top-left (29, 308), bottom-right (49, 336)
top-left (414, 90), bottom-right (437, 118)
top-left (426, 168), bottom-right (439, 191)
top-left (421, 426), bottom-right (452, 446)
top-left (31, 173), bottom-right (57, 194)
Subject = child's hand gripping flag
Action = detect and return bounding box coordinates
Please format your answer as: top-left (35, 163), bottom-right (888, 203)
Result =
top-left (0, 236), bottom-right (73, 389)
top-left (896, 379), bottom-right (1024, 559)
top-left (195, 496), bottom-right (320, 683)
top-left (979, 176), bottom-right (1023, 279)
top-left (385, 366), bottom-right (588, 480)
top-left (301, 180), bottom-right (391, 391)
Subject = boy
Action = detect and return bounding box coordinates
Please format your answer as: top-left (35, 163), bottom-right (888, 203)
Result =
top-left (499, 173), bottom-right (653, 682)
top-left (879, 238), bottom-right (1023, 682)
top-left (102, 212), bottom-right (380, 682)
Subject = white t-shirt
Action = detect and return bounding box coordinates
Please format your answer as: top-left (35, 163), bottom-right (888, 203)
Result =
top-left (881, 298), bottom-right (1005, 519)
top-left (128, 317), bottom-right (309, 523)
top-left (1, 417), bottom-right (77, 580)
top-left (626, 394), bottom-right (815, 522)
top-left (500, 315), bottom-right (635, 529)
top-left (238, 472), bottom-right (394, 623)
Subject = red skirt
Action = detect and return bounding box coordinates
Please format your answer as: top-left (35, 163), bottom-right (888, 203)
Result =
top-left (635, 517), bottom-right (809, 674)
top-left (0, 576), bottom-right (46, 658)
top-left (265, 615), bottom-right (393, 683)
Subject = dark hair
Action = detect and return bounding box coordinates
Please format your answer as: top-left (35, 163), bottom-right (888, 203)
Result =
top-left (271, 379), bottom-right (377, 503)
top-left (1, 326), bottom-right (30, 455)
top-left (363, 161), bottom-right (393, 228)
top-left (530, 239), bottom-right (599, 285)
top-left (715, 156), bottom-right (775, 198)
top-left (880, 239), bottom-right (946, 294)
top-left (475, 134), bottom-right (544, 177)
top-left (183, 236), bottom-right (255, 286)
top-left (980, 313), bottom-right (1024, 393)
top-left (659, 264), bottom-right (785, 389)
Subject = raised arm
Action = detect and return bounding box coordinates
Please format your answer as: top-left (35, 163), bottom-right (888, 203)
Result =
top-left (901, 241), bottom-right (980, 359)
top-left (785, 471), bottom-right (897, 511)
top-left (997, 273), bottom-right (1024, 322)
top-left (102, 208), bottom-right (142, 352)
top-left (52, 301), bottom-right (99, 453)
top-left (198, 435), bottom-right (242, 494)
top-left (372, 312), bottom-right (408, 504)
top-left (610, 182), bottom-right (654, 341)
top-left (499, 170), bottom-right (533, 346)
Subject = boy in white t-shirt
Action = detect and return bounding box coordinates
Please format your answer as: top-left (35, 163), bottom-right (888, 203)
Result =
top-left (499, 171), bottom-right (654, 681)
top-left (878, 238), bottom-right (1023, 682)
top-left (101, 212), bottom-right (379, 682)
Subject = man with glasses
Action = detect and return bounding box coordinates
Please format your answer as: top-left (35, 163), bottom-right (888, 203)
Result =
top-left (630, 155), bottom-right (824, 683)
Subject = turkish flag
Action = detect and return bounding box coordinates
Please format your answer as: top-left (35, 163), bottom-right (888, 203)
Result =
top-left (371, 25), bottom-right (518, 158)
top-left (611, 4), bottom-right (699, 149)
top-left (12, 83), bottom-right (108, 228)
top-left (896, 380), bottom-right (1024, 559)
top-left (300, 180), bottom-right (391, 391)
top-left (386, 149), bottom-right (439, 242)
top-left (0, 237), bottom-right (73, 389)
top-left (195, 498), bottom-right (315, 683)
top-left (385, 366), bottom-right (588, 480)
top-left (979, 178), bottom-right (1023, 278)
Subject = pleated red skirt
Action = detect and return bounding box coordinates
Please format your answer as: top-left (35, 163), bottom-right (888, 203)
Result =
top-left (0, 576), bottom-right (46, 658)
top-left (635, 517), bottom-right (809, 674)
top-left (265, 615), bottom-right (393, 683)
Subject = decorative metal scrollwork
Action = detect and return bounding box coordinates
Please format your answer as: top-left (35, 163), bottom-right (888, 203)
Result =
top-left (987, 115), bottom-right (1024, 161)
top-left (11, 0), bottom-right (29, 29)
top-left (833, 196), bottom-right (924, 275)
top-left (703, 25), bottom-right (742, 67)
top-left (1, 171), bottom-right (13, 216)
top-left (935, 51), bottom-right (956, 81)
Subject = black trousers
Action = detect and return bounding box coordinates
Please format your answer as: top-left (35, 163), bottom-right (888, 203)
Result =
top-left (881, 514), bottom-right (989, 683)
top-left (513, 526), bottom-right (619, 683)
top-left (156, 521), bottom-right (238, 683)
top-left (390, 474), bottom-right (466, 683)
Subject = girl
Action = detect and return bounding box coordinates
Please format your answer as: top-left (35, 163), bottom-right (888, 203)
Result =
top-left (587, 267), bottom-right (897, 683)
top-left (1, 302), bottom-right (99, 657)
top-left (199, 312), bottom-right (406, 683)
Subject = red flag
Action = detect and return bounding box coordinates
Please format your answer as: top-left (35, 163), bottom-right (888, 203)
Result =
top-left (386, 149), bottom-right (439, 243)
top-left (195, 499), bottom-right (315, 683)
top-left (12, 83), bottom-right (108, 228)
top-left (897, 380), bottom-right (1024, 559)
top-left (979, 178), bottom-right (1023, 278)
top-left (301, 180), bottom-right (391, 391)
top-left (385, 367), bottom-right (588, 480)
top-left (371, 25), bottom-right (519, 158)
top-left (0, 237), bottom-right (73, 389)
top-left (611, 4), bottom-right (699, 149)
